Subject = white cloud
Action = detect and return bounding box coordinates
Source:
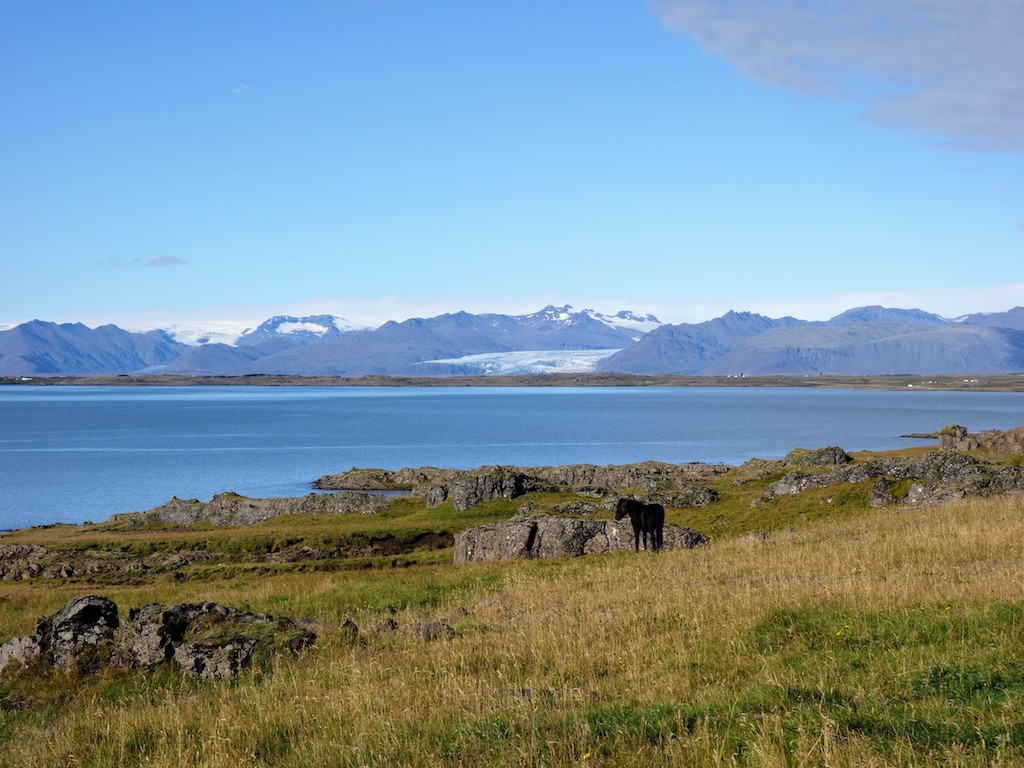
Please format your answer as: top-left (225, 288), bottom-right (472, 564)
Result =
top-left (652, 0), bottom-right (1024, 152)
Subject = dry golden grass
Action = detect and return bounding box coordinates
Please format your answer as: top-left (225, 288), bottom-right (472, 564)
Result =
top-left (3, 494), bottom-right (1024, 766)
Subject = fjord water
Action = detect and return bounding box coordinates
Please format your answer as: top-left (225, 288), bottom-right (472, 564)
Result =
top-left (2, 385), bottom-right (1023, 531)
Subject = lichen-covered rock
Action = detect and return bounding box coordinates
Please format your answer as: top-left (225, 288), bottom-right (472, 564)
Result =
top-left (113, 603), bottom-right (189, 669)
top-left (453, 516), bottom-right (708, 564)
top-left (869, 479), bottom-right (895, 508)
top-left (173, 638), bottom-right (259, 680)
top-left (0, 634), bottom-right (42, 674)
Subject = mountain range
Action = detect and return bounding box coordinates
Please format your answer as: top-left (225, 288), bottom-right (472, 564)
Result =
top-left (1, 304), bottom-right (1023, 378)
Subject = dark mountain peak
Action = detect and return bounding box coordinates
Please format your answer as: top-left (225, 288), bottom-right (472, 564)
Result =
top-left (827, 306), bottom-right (948, 326)
top-left (711, 310), bottom-right (800, 332)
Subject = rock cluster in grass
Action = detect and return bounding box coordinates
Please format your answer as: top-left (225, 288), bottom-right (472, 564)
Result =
top-left (453, 515), bottom-right (709, 564)
top-left (0, 543), bottom-right (215, 582)
top-left (0, 595), bottom-right (315, 680)
top-left (753, 447), bottom-right (1024, 508)
top-left (316, 461), bottom-right (728, 511)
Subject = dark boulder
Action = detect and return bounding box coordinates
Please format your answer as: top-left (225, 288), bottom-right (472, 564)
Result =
top-left (37, 595), bottom-right (120, 673)
top-left (412, 620), bottom-right (456, 641)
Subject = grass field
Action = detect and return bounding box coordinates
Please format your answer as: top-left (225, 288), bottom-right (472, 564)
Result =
top-left (3, 452), bottom-right (1024, 766)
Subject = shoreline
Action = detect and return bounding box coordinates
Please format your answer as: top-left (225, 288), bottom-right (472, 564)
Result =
top-left (4, 372), bottom-right (1024, 391)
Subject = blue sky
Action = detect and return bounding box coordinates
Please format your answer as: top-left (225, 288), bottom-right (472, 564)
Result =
top-left (2, 0), bottom-right (1022, 332)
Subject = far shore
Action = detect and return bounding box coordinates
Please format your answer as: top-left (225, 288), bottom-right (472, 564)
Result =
top-left (4, 372), bottom-right (1024, 391)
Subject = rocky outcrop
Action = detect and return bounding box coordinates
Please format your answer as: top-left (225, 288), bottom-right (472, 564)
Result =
top-left (0, 595), bottom-right (315, 680)
top-left (110, 490), bottom-right (393, 527)
top-left (421, 467), bottom-right (553, 510)
top-left (317, 461), bottom-right (728, 511)
top-left (453, 515), bottom-right (709, 564)
top-left (939, 424), bottom-right (1024, 455)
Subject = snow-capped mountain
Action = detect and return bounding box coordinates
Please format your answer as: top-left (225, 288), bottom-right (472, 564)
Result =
top-left (236, 314), bottom-right (371, 347)
top-left (519, 305), bottom-right (662, 339)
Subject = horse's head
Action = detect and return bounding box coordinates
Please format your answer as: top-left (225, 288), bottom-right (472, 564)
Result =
top-left (614, 497), bottom-right (631, 520)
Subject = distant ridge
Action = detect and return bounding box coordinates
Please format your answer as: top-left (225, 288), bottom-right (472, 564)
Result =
top-left (2, 304), bottom-right (1024, 377)
top-left (0, 320), bottom-right (188, 376)
top-left (954, 306), bottom-right (1024, 331)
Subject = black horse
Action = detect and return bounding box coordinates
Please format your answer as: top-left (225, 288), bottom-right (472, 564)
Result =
top-left (615, 497), bottom-right (665, 552)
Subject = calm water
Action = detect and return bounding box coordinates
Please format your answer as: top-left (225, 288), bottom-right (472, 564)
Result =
top-left (1, 385), bottom-right (1023, 530)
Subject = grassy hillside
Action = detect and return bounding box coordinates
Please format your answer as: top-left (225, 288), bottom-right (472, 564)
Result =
top-left (3, 456), bottom-right (1024, 765)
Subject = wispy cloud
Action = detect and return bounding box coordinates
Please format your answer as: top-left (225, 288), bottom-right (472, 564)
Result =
top-left (652, 0), bottom-right (1024, 152)
top-left (100, 255), bottom-right (188, 269)
top-left (147, 255), bottom-right (188, 267)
